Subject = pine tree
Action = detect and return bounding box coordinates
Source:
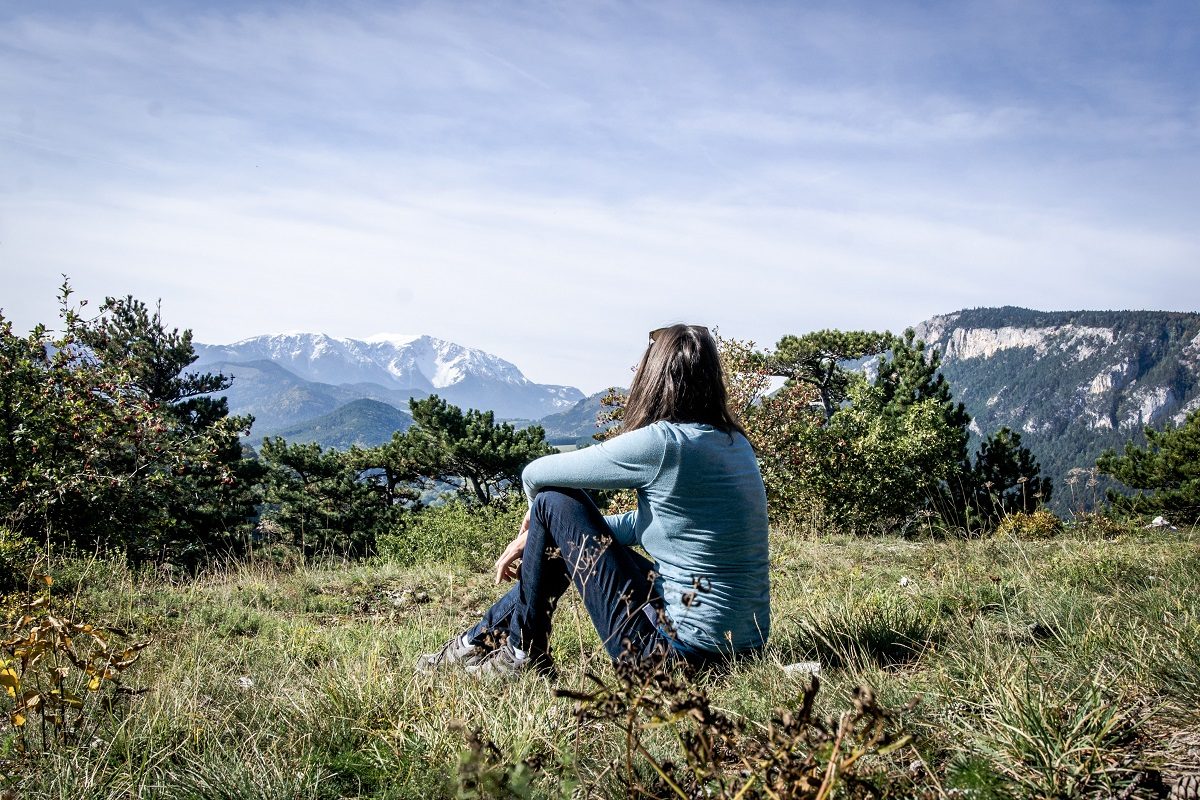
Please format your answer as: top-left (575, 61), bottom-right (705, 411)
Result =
top-left (964, 428), bottom-right (1053, 524)
top-left (408, 395), bottom-right (553, 504)
top-left (259, 437), bottom-right (382, 557)
top-left (1098, 409), bottom-right (1200, 524)
top-left (770, 329), bottom-right (893, 419)
top-left (0, 281), bottom-right (256, 564)
top-left (876, 329), bottom-right (971, 444)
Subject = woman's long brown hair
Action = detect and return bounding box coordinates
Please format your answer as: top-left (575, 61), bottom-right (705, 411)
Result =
top-left (621, 324), bottom-right (747, 437)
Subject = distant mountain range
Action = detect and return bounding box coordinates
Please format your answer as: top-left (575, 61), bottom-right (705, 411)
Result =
top-left (535, 390), bottom-right (621, 445)
top-left (194, 358), bottom-right (424, 432)
top-left (196, 311), bottom-right (1200, 512)
top-left (193, 333), bottom-right (583, 427)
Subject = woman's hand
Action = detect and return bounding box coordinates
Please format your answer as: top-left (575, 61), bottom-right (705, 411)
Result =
top-left (494, 508), bottom-right (531, 584)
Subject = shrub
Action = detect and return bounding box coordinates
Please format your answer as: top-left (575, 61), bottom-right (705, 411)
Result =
top-left (1066, 511), bottom-right (1129, 539)
top-left (771, 383), bottom-right (963, 533)
top-left (1, 577), bottom-right (151, 760)
top-left (378, 495), bottom-right (526, 569)
top-left (0, 528), bottom-right (35, 596)
top-left (995, 509), bottom-right (1064, 540)
top-left (1098, 408), bottom-right (1200, 525)
top-left (0, 287), bottom-right (256, 566)
top-left (957, 429), bottom-right (1053, 528)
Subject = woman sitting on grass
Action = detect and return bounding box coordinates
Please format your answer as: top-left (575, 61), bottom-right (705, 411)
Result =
top-left (417, 324), bottom-right (770, 677)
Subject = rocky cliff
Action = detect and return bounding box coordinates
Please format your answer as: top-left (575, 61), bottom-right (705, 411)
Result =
top-left (913, 307), bottom-right (1200, 508)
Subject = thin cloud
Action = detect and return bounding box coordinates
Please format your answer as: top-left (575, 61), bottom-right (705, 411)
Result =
top-left (2, 0), bottom-right (1198, 392)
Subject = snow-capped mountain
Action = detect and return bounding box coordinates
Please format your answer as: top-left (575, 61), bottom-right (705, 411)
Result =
top-left (193, 333), bottom-right (584, 422)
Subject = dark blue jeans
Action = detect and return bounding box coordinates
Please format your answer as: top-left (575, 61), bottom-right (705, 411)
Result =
top-left (465, 488), bottom-right (672, 663)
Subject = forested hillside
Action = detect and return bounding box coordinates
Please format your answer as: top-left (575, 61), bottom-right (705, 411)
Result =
top-left (916, 307), bottom-right (1200, 508)
top-left (258, 397), bottom-right (413, 450)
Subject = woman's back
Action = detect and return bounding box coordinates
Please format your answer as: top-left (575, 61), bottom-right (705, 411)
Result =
top-left (522, 420), bottom-right (770, 654)
top-left (627, 421), bottom-right (770, 654)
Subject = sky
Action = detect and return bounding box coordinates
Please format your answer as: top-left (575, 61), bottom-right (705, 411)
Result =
top-left (2, 1), bottom-right (1198, 393)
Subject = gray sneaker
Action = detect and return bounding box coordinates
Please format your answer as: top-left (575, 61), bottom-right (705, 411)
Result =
top-left (465, 640), bottom-right (556, 681)
top-left (415, 634), bottom-right (486, 674)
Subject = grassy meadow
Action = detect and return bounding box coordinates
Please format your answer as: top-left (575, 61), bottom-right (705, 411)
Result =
top-left (3, 520), bottom-right (1199, 799)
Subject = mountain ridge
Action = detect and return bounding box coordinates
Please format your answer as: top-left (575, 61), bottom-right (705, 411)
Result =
top-left (257, 398), bottom-right (412, 451)
top-left (194, 333), bottom-right (583, 421)
top-left (915, 306), bottom-right (1200, 432)
top-left (913, 306), bottom-right (1200, 509)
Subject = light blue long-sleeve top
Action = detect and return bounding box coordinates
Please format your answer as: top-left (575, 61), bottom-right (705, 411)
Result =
top-left (521, 421), bottom-right (770, 654)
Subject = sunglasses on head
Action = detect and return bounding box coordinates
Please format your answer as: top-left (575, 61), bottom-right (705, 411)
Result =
top-left (649, 325), bottom-right (710, 346)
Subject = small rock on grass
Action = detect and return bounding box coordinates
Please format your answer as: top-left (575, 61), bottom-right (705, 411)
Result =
top-left (781, 661), bottom-right (821, 676)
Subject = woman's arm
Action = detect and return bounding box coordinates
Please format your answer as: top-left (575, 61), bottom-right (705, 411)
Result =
top-left (521, 423), bottom-right (668, 501)
top-left (494, 508), bottom-right (531, 583)
top-left (603, 510), bottom-right (638, 546)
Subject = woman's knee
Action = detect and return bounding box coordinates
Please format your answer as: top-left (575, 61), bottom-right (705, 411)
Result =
top-left (531, 487), bottom-right (592, 520)
top-left (530, 488), bottom-right (610, 556)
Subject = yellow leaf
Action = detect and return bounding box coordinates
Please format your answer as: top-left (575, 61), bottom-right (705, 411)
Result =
top-left (42, 574), bottom-right (53, 586)
top-left (87, 676), bottom-right (101, 691)
top-left (0, 667), bottom-right (18, 697)
top-left (11, 712), bottom-right (24, 727)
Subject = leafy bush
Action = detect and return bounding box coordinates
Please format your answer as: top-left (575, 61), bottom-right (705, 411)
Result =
top-left (0, 283), bottom-right (256, 565)
top-left (378, 495), bottom-right (526, 569)
top-left (722, 330), bottom-right (1053, 536)
top-left (1, 577), bottom-right (151, 760)
top-left (765, 383), bottom-right (963, 532)
top-left (995, 509), bottom-right (1064, 540)
top-left (0, 529), bottom-right (35, 596)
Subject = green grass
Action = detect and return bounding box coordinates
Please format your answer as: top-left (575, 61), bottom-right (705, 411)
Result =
top-left (4, 525), bottom-right (1200, 798)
